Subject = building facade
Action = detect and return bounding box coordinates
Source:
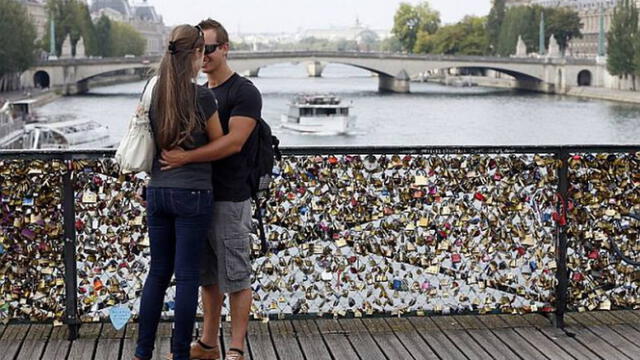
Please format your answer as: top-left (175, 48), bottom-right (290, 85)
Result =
top-left (505, 0), bottom-right (640, 57)
top-left (17, 0), bottom-right (48, 41)
top-left (90, 0), bottom-right (168, 55)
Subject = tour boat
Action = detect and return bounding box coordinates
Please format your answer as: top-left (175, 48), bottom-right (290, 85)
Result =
top-left (281, 94), bottom-right (356, 134)
top-left (0, 102), bottom-right (27, 149)
top-left (23, 119), bottom-right (117, 150)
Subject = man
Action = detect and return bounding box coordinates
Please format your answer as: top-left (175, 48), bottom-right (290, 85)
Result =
top-left (160, 18), bottom-right (260, 360)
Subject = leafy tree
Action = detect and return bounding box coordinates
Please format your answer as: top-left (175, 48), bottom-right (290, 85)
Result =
top-left (608, 0), bottom-right (639, 89)
top-left (496, 5), bottom-right (582, 56)
top-left (231, 41), bottom-right (252, 51)
top-left (380, 36), bottom-right (403, 52)
top-left (392, 2), bottom-right (440, 53)
top-left (0, 0), bottom-right (37, 76)
top-left (635, 35), bottom-right (640, 83)
top-left (426, 16), bottom-right (488, 55)
top-left (110, 21), bottom-right (146, 57)
top-left (496, 5), bottom-right (539, 56)
top-left (547, 7), bottom-right (583, 52)
top-left (43, 0), bottom-right (85, 56)
top-left (487, 0), bottom-right (506, 54)
top-left (413, 31), bottom-right (434, 53)
top-left (335, 39), bottom-right (359, 52)
top-left (94, 15), bottom-right (112, 57)
top-left (77, 2), bottom-right (97, 56)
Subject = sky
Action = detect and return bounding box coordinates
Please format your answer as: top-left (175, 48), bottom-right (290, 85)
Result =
top-left (141, 0), bottom-right (492, 34)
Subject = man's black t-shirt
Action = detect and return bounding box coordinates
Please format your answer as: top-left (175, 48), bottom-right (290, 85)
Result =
top-left (207, 73), bottom-right (261, 202)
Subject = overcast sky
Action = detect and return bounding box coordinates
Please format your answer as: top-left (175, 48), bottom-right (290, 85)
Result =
top-left (141, 0), bottom-right (491, 33)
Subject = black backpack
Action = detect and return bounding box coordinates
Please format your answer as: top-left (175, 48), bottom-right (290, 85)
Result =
top-left (249, 118), bottom-right (281, 197)
top-left (250, 119), bottom-right (281, 255)
top-left (224, 75), bottom-right (281, 255)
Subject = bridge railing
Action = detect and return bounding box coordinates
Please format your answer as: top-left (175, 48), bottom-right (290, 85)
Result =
top-left (0, 145), bottom-right (638, 338)
top-left (35, 51), bottom-right (598, 66)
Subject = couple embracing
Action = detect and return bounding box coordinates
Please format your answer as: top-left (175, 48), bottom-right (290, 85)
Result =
top-left (133, 19), bottom-right (260, 360)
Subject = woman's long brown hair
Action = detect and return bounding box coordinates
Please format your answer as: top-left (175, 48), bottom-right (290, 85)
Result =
top-left (154, 25), bottom-right (205, 149)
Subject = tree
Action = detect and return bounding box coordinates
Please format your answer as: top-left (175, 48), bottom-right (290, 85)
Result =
top-left (496, 5), bottom-right (539, 56)
top-left (392, 2), bottom-right (440, 53)
top-left (487, 0), bottom-right (506, 55)
top-left (607, 0), bottom-right (639, 89)
top-left (426, 16), bottom-right (488, 55)
top-left (635, 33), bottom-right (640, 83)
top-left (77, 2), bottom-right (97, 56)
top-left (43, 0), bottom-right (86, 56)
top-left (0, 0), bottom-right (37, 76)
top-left (496, 5), bottom-right (582, 56)
top-left (413, 31), bottom-right (434, 53)
top-left (547, 7), bottom-right (583, 52)
top-left (380, 36), bottom-right (403, 53)
top-left (110, 21), bottom-right (146, 57)
top-left (94, 15), bottom-right (112, 57)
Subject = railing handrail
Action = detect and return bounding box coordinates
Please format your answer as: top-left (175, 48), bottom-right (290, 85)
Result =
top-left (1, 144), bottom-right (640, 159)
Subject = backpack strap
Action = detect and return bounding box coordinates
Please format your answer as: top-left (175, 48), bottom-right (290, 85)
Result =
top-left (253, 194), bottom-right (270, 255)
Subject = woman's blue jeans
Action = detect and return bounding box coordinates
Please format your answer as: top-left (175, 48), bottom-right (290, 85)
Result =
top-left (135, 187), bottom-right (213, 360)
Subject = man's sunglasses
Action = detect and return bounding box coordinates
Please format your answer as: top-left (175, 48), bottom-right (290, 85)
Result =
top-left (204, 43), bottom-right (223, 55)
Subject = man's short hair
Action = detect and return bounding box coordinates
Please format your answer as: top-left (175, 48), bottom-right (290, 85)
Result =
top-left (198, 19), bottom-right (230, 44)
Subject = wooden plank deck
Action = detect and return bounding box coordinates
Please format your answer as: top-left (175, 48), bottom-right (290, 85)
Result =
top-left (0, 311), bottom-right (639, 360)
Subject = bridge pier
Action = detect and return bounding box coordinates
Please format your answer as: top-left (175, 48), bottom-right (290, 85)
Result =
top-left (378, 70), bottom-right (410, 93)
top-left (306, 61), bottom-right (325, 77)
top-left (515, 79), bottom-right (556, 94)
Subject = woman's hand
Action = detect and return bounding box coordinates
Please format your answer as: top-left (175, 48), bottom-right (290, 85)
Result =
top-left (160, 147), bottom-right (188, 170)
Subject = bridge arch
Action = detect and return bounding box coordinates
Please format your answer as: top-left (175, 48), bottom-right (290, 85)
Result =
top-left (239, 59), bottom-right (395, 78)
top-left (428, 66), bottom-right (544, 83)
top-left (577, 70), bottom-right (592, 86)
top-left (33, 71), bottom-right (50, 88)
top-left (74, 64), bottom-right (153, 84)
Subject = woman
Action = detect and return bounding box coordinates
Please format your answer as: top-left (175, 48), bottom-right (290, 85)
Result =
top-left (134, 24), bottom-right (223, 360)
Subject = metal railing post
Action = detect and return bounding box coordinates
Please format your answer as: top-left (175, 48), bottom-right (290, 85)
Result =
top-left (62, 156), bottom-right (80, 340)
top-left (554, 149), bottom-right (570, 328)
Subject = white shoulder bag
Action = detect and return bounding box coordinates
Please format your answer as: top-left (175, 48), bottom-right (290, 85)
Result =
top-left (115, 76), bottom-right (158, 174)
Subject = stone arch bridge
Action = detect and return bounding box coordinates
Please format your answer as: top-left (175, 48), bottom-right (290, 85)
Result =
top-left (22, 51), bottom-right (601, 95)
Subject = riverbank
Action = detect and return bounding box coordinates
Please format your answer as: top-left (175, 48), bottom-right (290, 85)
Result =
top-left (86, 73), bottom-right (145, 89)
top-left (566, 86), bottom-right (640, 105)
top-left (0, 72), bottom-right (144, 110)
top-left (422, 76), bottom-right (640, 104)
top-left (0, 89), bottom-right (60, 108)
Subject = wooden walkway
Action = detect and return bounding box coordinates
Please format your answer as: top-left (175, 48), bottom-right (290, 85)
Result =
top-left (1, 311), bottom-right (640, 359)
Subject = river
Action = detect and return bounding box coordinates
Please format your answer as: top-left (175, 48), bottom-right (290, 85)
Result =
top-left (37, 63), bottom-right (640, 146)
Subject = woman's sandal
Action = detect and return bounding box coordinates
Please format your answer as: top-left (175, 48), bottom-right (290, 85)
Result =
top-left (224, 348), bottom-right (245, 360)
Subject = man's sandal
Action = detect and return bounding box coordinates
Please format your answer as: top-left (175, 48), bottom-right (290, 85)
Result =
top-left (165, 339), bottom-right (221, 360)
top-left (224, 348), bottom-right (245, 360)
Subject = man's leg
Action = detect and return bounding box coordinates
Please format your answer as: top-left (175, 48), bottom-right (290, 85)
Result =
top-left (191, 202), bottom-right (223, 359)
top-left (228, 288), bottom-right (252, 351)
top-left (219, 200), bottom-right (253, 356)
top-left (200, 284), bottom-right (224, 347)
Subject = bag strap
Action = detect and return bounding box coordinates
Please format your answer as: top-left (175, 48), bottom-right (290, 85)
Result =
top-left (141, 76), bottom-right (158, 116)
top-left (253, 194), bottom-right (270, 255)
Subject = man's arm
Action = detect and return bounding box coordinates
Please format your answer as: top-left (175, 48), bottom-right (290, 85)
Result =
top-left (160, 116), bottom-right (256, 169)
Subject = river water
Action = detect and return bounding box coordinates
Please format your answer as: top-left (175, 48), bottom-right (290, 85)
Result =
top-left (38, 63), bottom-right (640, 146)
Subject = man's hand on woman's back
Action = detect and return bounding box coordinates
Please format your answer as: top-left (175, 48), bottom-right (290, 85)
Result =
top-left (160, 147), bottom-right (188, 170)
